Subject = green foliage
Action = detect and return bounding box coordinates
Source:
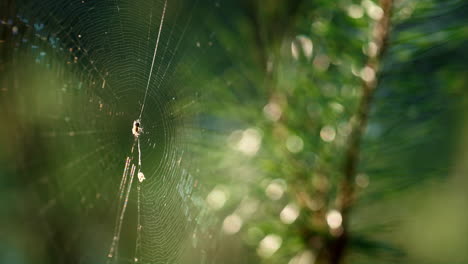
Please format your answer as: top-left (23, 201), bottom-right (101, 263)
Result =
top-left (196, 0), bottom-right (468, 263)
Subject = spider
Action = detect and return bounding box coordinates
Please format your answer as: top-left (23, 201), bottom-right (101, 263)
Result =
top-left (132, 120), bottom-right (143, 137)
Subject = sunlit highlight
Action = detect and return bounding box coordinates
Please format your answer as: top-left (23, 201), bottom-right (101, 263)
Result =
top-left (257, 234), bottom-right (282, 258)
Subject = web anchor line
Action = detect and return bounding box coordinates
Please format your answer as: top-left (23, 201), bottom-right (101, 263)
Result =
top-left (108, 139), bottom-right (146, 263)
top-left (139, 0), bottom-right (168, 120)
top-left (134, 183), bottom-right (142, 263)
top-left (108, 155), bottom-right (136, 262)
top-left (108, 0), bottom-right (167, 262)
top-left (106, 121), bottom-right (145, 263)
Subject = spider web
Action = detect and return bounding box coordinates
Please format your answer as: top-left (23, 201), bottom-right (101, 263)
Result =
top-left (1, 0), bottom-right (223, 263)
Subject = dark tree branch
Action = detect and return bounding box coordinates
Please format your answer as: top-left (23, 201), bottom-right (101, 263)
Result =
top-left (324, 0), bottom-right (395, 263)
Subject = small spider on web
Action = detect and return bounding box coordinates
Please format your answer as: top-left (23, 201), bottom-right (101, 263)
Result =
top-left (132, 120), bottom-right (142, 138)
top-left (132, 119), bottom-right (146, 183)
top-left (132, 120), bottom-right (147, 182)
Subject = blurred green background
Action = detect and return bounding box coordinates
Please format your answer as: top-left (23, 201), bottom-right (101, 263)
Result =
top-left (1, 0), bottom-right (467, 263)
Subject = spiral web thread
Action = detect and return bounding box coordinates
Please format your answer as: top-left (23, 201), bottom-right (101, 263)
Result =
top-left (5, 0), bottom-right (214, 263)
